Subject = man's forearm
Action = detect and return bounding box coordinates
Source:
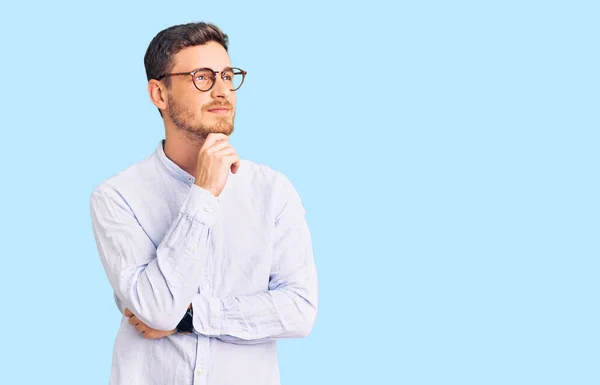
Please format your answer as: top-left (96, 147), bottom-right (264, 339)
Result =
top-left (191, 264), bottom-right (318, 343)
top-left (91, 185), bottom-right (219, 331)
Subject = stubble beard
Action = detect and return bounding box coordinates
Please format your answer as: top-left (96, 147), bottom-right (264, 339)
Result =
top-left (167, 97), bottom-right (235, 142)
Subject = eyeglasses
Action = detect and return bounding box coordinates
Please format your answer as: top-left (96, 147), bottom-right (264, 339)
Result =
top-left (156, 67), bottom-right (247, 92)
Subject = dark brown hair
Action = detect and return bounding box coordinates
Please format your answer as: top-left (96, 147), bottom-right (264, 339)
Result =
top-left (144, 22), bottom-right (229, 86)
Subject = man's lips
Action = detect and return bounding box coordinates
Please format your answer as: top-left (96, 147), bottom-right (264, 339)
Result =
top-left (207, 107), bottom-right (230, 114)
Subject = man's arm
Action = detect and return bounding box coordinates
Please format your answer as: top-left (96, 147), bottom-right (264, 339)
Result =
top-left (191, 173), bottom-right (318, 344)
top-left (91, 134), bottom-right (240, 332)
top-left (90, 183), bottom-right (219, 331)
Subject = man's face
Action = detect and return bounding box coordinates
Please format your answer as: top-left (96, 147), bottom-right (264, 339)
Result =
top-left (164, 41), bottom-right (237, 138)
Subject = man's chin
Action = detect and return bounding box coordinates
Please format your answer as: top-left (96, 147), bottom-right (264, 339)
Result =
top-left (209, 125), bottom-right (234, 136)
top-left (189, 127), bottom-right (233, 138)
top-left (208, 120), bottom-right (234, 135)
top-left (177, 117), bottom-right (234, 137)
top-left (205, 114), bottom-right (235, 135)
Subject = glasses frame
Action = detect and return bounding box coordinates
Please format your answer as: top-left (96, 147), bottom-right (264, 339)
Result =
top-left (156, 67), bottom-right (247, 92)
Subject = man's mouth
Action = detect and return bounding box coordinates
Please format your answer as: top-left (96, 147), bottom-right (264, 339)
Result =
top-left (207, 107), bottom-right (230, 115)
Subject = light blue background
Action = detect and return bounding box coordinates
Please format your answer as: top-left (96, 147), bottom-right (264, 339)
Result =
top-left (0, 1), bottom-right (598, 384)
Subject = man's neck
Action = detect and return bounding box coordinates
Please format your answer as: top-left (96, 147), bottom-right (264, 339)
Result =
top-left (163, 131), bottom-right (206, 178)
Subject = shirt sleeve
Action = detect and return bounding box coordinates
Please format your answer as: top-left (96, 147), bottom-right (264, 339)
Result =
top-left (90, 184), bottom-right (220, 331)
top-left (191, 173), bottom-right (318, 343)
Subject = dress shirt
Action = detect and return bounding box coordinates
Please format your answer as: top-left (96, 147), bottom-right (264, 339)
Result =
top-left (89, 140), bottom-right (318, 385)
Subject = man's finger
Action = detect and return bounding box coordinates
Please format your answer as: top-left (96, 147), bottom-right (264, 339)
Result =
top-left (202, 133), bottom-right (229, 149)
top-left (135, 323), bottom-right (146, 333)
top-left (129, 316), bottom-right (139, 326)
top-left (124, 308), bottom-right (133, 317)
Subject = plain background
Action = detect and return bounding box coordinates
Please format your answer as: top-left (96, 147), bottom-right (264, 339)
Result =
top-left (0, 1), bottom-right (598, 384)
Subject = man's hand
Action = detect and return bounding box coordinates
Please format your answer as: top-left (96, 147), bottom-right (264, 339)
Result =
top-left (124, 308), bottom-right (177, 339)
top-left (195, 133), bottom-right (240, 197)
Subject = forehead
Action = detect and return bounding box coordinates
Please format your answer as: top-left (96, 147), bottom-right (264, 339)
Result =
top-left (171, 41), bottom-right (231, 71)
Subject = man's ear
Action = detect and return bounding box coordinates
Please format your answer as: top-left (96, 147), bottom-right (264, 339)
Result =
top-left (148, 79), bottom-right (167, 112)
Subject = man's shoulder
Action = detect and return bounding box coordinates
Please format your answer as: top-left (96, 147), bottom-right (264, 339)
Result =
top-left (90, 152), bottom-right (157, 201)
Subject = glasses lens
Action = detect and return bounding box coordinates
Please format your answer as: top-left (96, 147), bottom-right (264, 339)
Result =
top-left (222, 68), bottom-right (244, 90)
top-left (193, 69), bottom-right (215, 91)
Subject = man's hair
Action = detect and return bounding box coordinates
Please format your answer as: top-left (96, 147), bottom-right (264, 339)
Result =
top-left (144, 22), bottom-right (229, 86)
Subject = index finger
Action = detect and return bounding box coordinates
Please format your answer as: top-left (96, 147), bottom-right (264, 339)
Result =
top-left (203, 133), bottom-right (229, 148)
top-left (124, 308), bottom-right (133, 317)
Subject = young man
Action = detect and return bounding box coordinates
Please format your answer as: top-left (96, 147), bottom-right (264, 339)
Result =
top-left (90, 22), bottom-right (318, 385)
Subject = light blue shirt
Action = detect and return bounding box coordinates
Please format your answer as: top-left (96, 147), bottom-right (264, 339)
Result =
top-left (89, 140), bottom-right (318, 385)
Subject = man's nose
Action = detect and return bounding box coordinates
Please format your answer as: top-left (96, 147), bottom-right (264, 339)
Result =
top-left (210, 75), bottom-right (231, 99)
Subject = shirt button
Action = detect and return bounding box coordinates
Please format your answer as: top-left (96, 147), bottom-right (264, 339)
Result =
top-left (202, 283), bottom-right (209, 291)
top-left (243, 331), bottom-right (249, 338)
top-left (204, 204), bottom-right (213, 213)
top-left (195, 369), bottom-right (202, 376)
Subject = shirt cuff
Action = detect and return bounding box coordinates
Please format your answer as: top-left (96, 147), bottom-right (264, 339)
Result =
top-left (192, 294), bottom-right (223, 336)
top-left (180, 184), bottom-right (221, 227)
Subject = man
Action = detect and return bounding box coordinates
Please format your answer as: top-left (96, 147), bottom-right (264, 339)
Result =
top-left (89, 22), bottom-right (318, 385)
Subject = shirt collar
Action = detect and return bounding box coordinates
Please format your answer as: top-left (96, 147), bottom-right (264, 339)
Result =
top-left (155, 139), bottom-right (196, 185)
